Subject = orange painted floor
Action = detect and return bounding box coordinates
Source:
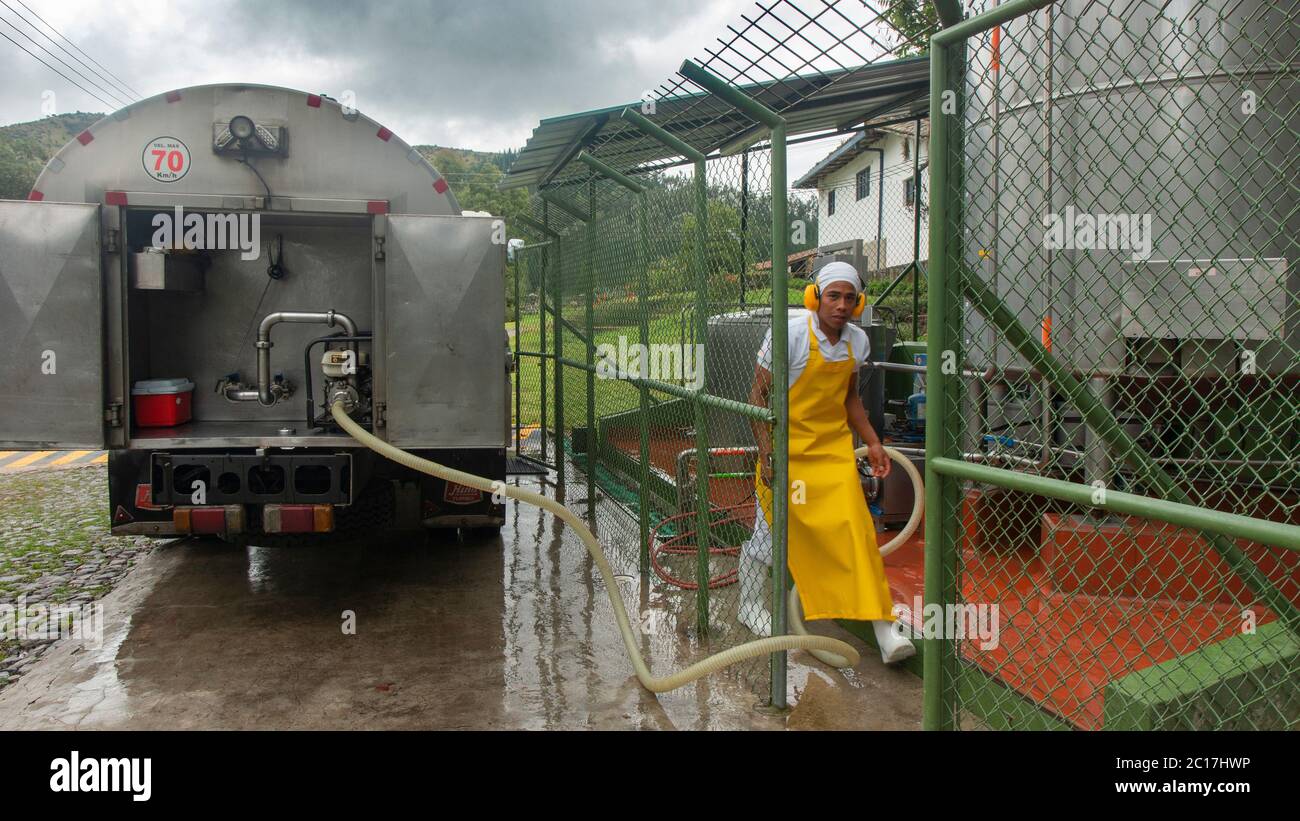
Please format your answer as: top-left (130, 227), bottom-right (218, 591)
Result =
top-left (880, 537), bottom-right (1256, 729)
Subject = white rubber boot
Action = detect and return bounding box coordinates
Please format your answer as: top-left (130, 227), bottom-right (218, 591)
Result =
top-left (738, 553), bottom-right (772, 637)
top-left (872, 619), bottom-right (916, 665)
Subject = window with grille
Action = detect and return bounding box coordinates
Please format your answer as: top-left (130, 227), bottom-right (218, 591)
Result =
top-left (856, 168), bottom-right (869, 201)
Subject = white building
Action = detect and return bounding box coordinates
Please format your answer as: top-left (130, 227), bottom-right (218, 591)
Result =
top-left (794, 122), bottom-right (929, 276)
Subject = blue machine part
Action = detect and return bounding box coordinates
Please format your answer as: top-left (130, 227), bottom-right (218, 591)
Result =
top-left (982, 433), bottom-right (1019, 448)
top-left (907, 392), bottom-right (926, 429)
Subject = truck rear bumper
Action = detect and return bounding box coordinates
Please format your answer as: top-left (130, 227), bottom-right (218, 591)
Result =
top-left (109, 446), bottom-right (505, 538)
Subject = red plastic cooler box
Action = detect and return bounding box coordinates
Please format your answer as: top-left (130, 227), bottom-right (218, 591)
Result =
top-left (132, 378), bottom-right (195, 427)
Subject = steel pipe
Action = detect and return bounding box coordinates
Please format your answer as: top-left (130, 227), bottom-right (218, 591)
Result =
top-left (255, 310), bottom-right (358, 405)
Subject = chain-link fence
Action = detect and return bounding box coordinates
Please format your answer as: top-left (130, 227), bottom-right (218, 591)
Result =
top-left (510, 151), bottom-right (801, 699)
top-left (505, 0), bottom-right (1297, 727)
top-left (927, 0), bottom-right (1299, 730)
top-left (505, 0), bottom-right (942, 706)
top-left (793, 118), bottom-right (930, 340)
top-left (512, 243), bottom-right (554, 468)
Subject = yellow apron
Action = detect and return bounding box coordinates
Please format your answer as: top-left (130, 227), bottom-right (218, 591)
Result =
top-left (755, 316), bottom-right (894, 622)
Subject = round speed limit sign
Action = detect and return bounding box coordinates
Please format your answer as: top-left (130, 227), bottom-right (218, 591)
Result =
top-left (142, 137), bottom-right (190, 182)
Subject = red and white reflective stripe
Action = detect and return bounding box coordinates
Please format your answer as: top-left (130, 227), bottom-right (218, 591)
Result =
top-left (376, 126), bottom-right (393, 142)
top-left (76, 130), bottom-right (94, 145)
top-left (307, 94), bottom-right (322, 108)
top-left (433, 178), bottom-right (449, 194)
top-left (165, 90), bottom-right (182, 103)
top-left (366, 200), bottom-right (389, 215)
top-left (105, 191), bottom-right (128, 206)
top-left (28, 190), bottom-right (44, 201)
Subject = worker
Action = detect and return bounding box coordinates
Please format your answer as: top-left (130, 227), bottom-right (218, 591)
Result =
top-left (739, 260), bottom-right (915, 665)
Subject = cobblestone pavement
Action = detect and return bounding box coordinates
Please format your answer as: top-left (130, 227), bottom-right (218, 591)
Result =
top-left (0, 465), bottom-right (157, 689)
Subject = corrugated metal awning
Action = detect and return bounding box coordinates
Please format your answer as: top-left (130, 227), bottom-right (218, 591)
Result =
top-left (501, 54), bottom-right (928, 191)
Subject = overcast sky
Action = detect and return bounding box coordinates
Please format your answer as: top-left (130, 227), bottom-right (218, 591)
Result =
top-left (0, 0), bottom-right (851, 176)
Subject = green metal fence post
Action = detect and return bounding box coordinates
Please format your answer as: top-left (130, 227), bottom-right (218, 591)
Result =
top-left (912, 116), bottom-right (923, 341)
top-left (678, 59), bottom-right (790, 709)
top-left (691, 156), bottom-right (712, 634)
top-left (514, 254), bottom-right (522, 454)
top-left (920, 0), bottom-right (1057, 732)
top-left (740, 150), bottom-right (749, 308)
top-left (540, 242), bottom-right (548, 463)
top-left (769, 118), bottom-right (788, 709)
top-left (518, 213), bottom-right (560, 469)
top-left (575, 151), bottom-right (653, 573)
top-left (539, 189), bottom-right (593, 508)
top-left (585, 179), bottom-right (597, 525)
top-left (637, 194), bottom-right (651, 574)
top-left (553, 223), bottom-right (565, 488)
top-left (923, 34), bottom-right (964, 732)
top-left (618, 106), bottom-right (714, 636)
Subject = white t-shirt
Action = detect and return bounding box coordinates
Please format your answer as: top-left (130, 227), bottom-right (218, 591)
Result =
top-left (743, 312), bottom-right (871, 564)
top-left (756, 310), bottom-right (871, 389)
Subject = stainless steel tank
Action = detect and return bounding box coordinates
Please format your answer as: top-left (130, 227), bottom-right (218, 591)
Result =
top-left (960, 0), bottom-right (1299, 475)
top-left (704, 308), bottom-right (785, 448)
top-left (703, 305), bottom-right (895, 447)
top-left (1, 83), bottom-right (506, 536)
top-left (29, 84), bottom-right (461, 215)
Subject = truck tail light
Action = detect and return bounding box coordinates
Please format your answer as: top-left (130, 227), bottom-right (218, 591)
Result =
top-left (263, 504), bottom-right (334, 534)
top-left (173, 505), bottom-right (244, 535)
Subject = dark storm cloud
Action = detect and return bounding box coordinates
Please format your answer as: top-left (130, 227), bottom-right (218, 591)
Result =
top-left (219, 0), bottom-right (709, 147)
top-left (0, 0), bottom-right (737, 150)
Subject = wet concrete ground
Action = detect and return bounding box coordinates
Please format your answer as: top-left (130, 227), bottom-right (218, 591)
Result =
top-left (0, 473), bottom-right (922, 730)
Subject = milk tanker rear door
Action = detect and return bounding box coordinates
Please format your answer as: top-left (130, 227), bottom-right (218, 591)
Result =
top-left (378, 213), bottom-right (508, 530)
top-left (0, 200), bottom-right (117, 450)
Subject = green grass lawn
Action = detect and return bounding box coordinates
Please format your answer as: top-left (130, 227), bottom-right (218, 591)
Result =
top-left (508, 286), bottom-right (804, 430)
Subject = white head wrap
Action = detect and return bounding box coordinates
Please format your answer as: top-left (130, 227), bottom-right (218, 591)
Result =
top-left (815, 260), bottom-right (862, 293)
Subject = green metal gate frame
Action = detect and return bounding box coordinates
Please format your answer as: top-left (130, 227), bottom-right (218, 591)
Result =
top-left (510, 60), bottom-right (796, 706)
top-left (923, 0), bottom-right (1300, 730)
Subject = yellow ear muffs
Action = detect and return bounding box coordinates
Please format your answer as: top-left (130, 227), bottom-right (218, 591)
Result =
top-left (803, 283), bottom-right (820, 311)
top-left (805, 283), bottom-right (867, 318)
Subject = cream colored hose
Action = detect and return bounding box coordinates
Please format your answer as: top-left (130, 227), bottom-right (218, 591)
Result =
top-left (788, 446), bottom-right (925, 668)
top-left (331, 402), bottom-right (860, 692)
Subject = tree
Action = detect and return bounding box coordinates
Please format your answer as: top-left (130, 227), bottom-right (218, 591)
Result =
top-left (0, 112), bottom-right (102, 199)
top-left (883, 0), bottom-right (939, 57)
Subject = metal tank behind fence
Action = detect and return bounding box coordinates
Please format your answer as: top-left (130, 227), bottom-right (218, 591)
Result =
top-left (961, 0), bottom-right (1299, 478)
top-left (704, 308), bottom-right (783, 448)
top-left (703, 305), bottom-right (895, 448)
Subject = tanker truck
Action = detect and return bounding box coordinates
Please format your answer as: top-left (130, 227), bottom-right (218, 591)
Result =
top-left (0, 84), bottom-right (508, 542)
